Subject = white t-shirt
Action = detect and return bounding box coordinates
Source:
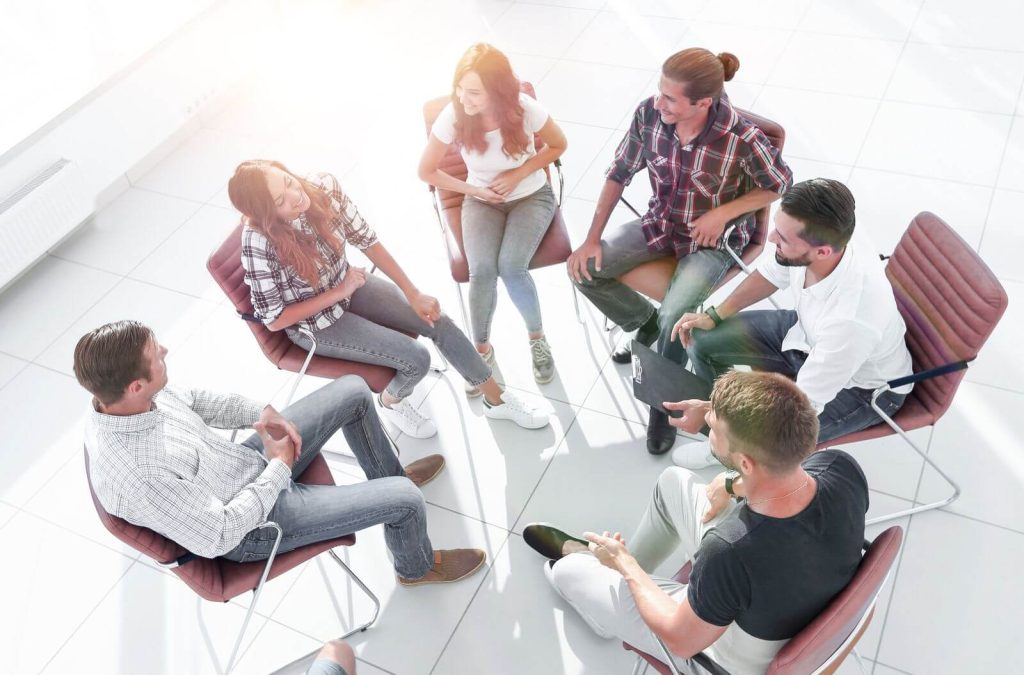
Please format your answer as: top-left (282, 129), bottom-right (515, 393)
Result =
top-left (431, 92), bottom-right (550, 202)
top-left (758, 238), bottom-right (914, 413)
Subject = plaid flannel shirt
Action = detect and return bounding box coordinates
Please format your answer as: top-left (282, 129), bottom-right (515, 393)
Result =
top-left (241, 172), bottom-right (379, 332)
top-left (606, 93), bottom-right (793, 259)
top-left (85, 386), bottom-right (288, 559)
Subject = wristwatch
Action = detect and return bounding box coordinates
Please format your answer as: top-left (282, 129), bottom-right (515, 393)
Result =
top-left (724, 471), bottom-right (741, 501)
top-left (706, 305), bottom-right (723, 327)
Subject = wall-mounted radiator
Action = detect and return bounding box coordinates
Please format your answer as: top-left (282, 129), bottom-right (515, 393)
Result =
top-left (0, 159), bottom-right (94, 290)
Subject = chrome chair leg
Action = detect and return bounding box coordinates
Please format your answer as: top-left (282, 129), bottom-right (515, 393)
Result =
top-left (571, 283), bottom-right (586, 325)
top-left (430, 341), bottom-right (450, 374)
top-left (864, 387), bottom-right (960, 525)
top-left (328, 549), bottom-right (382, 637)
top-left (266, 547), bottom-right (382, 675)
top-left (224, 522), bottom-right (283, 673)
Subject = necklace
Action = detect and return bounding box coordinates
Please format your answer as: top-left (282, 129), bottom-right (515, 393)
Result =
top-left (746, 478), bottom-right (810, 507)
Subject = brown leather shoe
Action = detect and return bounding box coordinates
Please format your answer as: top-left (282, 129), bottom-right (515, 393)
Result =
top-left (397, 548), bottom-right (486, 587)
top-left (404, 454), bottom-right (445, 488)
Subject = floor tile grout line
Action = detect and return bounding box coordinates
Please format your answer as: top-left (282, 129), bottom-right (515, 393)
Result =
top-left (5, 254), bottom-right (128, 364)
top-left (505, 403), bottom-right (594, 535)
top-left (846, 0), bottom-right (927, 171)
top-left (931, 505), bottom-right (1024, 537)
top-left (15, 480), bottom-right (145, 564)
top-left (35, 558), bottom-right (139, 674)
top-left (760, 81), bottom-right (1021, 117)
top-left (503, 0), bottom-right (605, 64)
top-left (427, 528), bottom-right (518, 675)
top-left (129, 182), bottom-right (214, 207)
top-left (258, 612), bottom-right (401, 675)
top-left (868, 508), bottom-right (917, 668)
top-left (976, 74), bottom-right (1024, 253)
top-left (24, 268), bottom-right (220, 376)
top-left (873, 660), bottom-right (914, 675)
top-left (960, 378), bottom-right (1024, 396)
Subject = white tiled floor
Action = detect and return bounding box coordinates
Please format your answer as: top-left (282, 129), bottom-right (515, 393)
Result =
top-left (3, 1), bottom-right (1022, 673)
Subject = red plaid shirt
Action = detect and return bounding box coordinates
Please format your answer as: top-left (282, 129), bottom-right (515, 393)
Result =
top-left (240, 172), bottom-right (378, 333)
top-left (606, 93), bottom-right (792, 259)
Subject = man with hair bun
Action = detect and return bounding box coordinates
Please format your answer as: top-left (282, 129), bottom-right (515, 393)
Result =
top-left (524, 371), bottom-right (868, 675)
top-left (668, 178), bottom-right (913, 470)
top-left (567, 47), bottom-right (793, 456)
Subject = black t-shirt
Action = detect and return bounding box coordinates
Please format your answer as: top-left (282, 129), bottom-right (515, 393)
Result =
top-left (687, 449), bottom-right (868, 641)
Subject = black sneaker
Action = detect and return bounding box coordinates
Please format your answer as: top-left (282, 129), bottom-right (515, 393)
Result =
top-left (611, 313), bottom-right (659, 364)
top-left (646, 408), bottom-right (677, 455)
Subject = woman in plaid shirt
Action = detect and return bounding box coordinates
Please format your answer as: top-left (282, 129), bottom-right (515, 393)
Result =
top-left (229, 161), bottom-right (550, 435)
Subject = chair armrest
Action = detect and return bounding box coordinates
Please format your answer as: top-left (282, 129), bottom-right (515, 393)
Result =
top-left (620, 195), bottom-right (643, 218)
top-left (886, 360), bottom-right (970, 389)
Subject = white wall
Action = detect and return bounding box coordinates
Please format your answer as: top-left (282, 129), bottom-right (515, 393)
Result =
top-left (0, 0), bottom-right (279, 213)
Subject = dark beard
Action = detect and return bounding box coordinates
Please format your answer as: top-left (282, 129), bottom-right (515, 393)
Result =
top-left (774, 251), bottom-right (812, 267)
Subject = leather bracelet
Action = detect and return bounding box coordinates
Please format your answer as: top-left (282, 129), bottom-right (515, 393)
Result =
top-left (706, 305), bottom-right (723, 327)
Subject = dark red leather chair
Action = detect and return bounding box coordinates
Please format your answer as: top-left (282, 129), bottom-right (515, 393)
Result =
top-left (624, 526), bottom-right (904, 675)
top-left (86, 449), bottom-right (378, 673)
top-left (207, 223), bottom-right (401, 399)
top-left (422, 81), bottom-right (583, 331)
top-left (817, 212), bottom-right (1007, 524)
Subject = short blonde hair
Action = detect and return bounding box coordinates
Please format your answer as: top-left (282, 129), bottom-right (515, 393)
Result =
top-left (710, 371), bottom-right (818, 473)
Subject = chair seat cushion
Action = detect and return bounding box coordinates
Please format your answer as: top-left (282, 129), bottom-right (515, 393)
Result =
top-left (817, 396), bottom-right (934, 449)
top-left (216, 454), bottom-right (356, 601)
top-left (439, 202), bottom-right (572, 283)
top-left (278, 345), bottom-right (396, 392)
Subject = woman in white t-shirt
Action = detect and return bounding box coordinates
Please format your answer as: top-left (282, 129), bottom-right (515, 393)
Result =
top-left (419, 43), bottom-right (567, 387)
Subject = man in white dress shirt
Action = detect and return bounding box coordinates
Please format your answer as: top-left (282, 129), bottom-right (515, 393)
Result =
top-left (667, 178), bottom-right (913, 469)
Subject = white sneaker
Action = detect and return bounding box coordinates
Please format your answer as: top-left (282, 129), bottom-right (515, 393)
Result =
top-left (380, 397), bottom-right (437, 439)
top-left (465, 346), bottom-right (497, 398)
top-left (483, 389), bottom-right (549, 429)
top-left (670, 439), bottom-right (720, 470)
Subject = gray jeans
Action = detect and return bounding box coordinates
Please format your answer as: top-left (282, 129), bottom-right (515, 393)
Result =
top-left (222, 375), bottom-right (434, 579)
top-left (461, 182), bottom-right (556, 343)
top-left (287, 273), bottom-right (491, 399)
top-left (572, 219), bottom-right (734, 364)
top-left (689, 309), bottom-right (907, 443)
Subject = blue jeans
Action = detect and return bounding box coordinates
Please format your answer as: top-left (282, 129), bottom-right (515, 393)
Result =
top-left (688, 310), bottom-right (906, 442)
top-left (222, 375), bottom-right (433, 579)
top-left (287, 273), bottom-right (492, 399)
top-left (461, 182), bottom-right (557, 343)
top-left (572, 219), bottom-right (734, 364)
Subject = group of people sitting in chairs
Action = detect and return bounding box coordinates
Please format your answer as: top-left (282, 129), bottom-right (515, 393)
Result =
top-left (78, 43), bottom-right (912, 675)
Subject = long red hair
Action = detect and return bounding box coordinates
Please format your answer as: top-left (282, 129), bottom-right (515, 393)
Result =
top-left (228, 160), bottom-right (343, 287)
top-left (451, 43), bottom-right (530, 158)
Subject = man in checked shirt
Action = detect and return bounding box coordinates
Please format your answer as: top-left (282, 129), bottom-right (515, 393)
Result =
top-left (568, 47), bottom-right (793, 456)
top-left (76, 320), bottom-right (486, 586)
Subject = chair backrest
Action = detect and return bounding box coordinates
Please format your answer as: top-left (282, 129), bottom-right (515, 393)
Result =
top-left (768, 526), bottom-right (903, 674)
top-left (888, 212), bottom-right (1008, 420)
top-left (422, 81), bottom-right (542, 213)
top-left (86, 447), bottom-right (352, 602)
top-left (625, 528), bottom-right (902, 675)
top-left (84, 449), bottom-right (227, 599)
top-left (736, 107), bottom-right (785, 252)
top-left (207, 222), bottom-right (293, 368)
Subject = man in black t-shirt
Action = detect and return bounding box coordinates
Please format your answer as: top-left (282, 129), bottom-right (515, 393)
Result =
top-left (527, 371), bottom-right (867, 674)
